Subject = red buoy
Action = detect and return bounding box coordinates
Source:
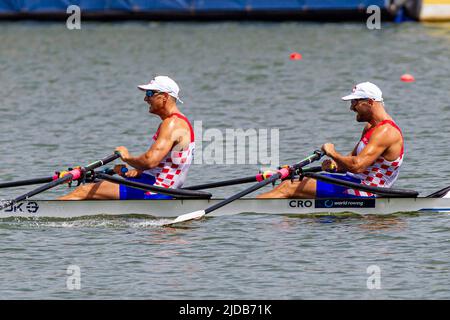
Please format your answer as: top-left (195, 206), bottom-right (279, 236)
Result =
top-left (401, 74), bottom-right (415, 82)
top-left (290, 52), bottom-right (302, 60)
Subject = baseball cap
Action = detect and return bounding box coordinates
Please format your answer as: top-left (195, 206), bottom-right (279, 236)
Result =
top-left (138, 76), bottom-right (183, 104)
top-left (341, 82), bottom-right (383, 102)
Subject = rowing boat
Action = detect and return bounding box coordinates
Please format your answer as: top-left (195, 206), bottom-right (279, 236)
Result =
top-left (1, 152), bottom-right (449, 221)
top-left (1, 197), bottom-right (450, 219)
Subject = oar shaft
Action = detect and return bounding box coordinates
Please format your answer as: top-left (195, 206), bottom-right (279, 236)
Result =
top-left (12, 174), bottom-right (74, 203)
top-left (303, 172), bottom-right (419, 197)
top-left (0, 177), bottom-right (53, 189)
top-left (203, 152), bottom-right (325, 215)
top-left (204, 173), bottom-right (280, 214)
top-left (0, 153), bottom-right (121, 210)
top-left (165, 150), bottom-right (325, 226)
top-left (84, 153), bottom-right (121, 171)
top-left (16, 153), bottom-right (121, 201)
top-left (292, 150), bottom-right (324, 170)
top-left (183, 166), bottom-right (324, 191)
top-left (0, 168), bottom-right (118, 189)
top-left (96, 173), bottom-right (212, 199)
top-left (183, 176), bottom-right (257, 190)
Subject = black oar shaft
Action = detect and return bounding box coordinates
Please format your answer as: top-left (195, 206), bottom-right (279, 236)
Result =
top-left (96, 173), bottom-right (212, 199)
top-left (0, 177), bottom-right (53, 189)
top-left (303, 172), bottom-right (419, 197)
top-left (12, 175), bottom-right (73, 203)
top-left (165, 150), bottom-right (325, 226)
top-left (205, 173), bottom-right (280, 214)
top-left (0, 153), bottom-right (121, 210)
top-left (0, 168), bottom-right (118, 189)
top-left (202, 152), bottom-right (324, 215)
top-left (293, 150), bottom-right (324, 170)
top-left (14, 153), bottom-right (121, 202)
top-left (427, 186), bottom-right (450, 198)
top-left (183, 176), bottom-right (257, 190)
top-left (85, 153), bottom-right (120, 171)
top-left (183, 166), bottom-right (324, 191)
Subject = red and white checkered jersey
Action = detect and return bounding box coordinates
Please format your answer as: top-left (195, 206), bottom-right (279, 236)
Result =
top-left (144, 113), bottom-right (195, 190)
top-left (346, 120), bottom-right (403, 197)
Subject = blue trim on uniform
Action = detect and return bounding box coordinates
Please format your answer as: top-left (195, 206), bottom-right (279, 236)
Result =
top-left (316, 173), bottom-right (370, 198)
top-left (119, 174), bottom-right (173, 200)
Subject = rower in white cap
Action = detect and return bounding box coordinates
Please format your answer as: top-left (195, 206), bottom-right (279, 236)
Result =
top-left (60, 75), bottom-right (195, 200)
top-left (257, 82), bottom-right (405, 199)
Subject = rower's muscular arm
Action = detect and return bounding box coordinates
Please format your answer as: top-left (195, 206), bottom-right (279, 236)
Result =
top-left (350, 123), bottom-right (371, 156)
top-left (323, 126), bottom-right (396, 174)
top-left (118, 118), bottom-right (178, 170)
top-left (323, 124), bottom-right (371, 172)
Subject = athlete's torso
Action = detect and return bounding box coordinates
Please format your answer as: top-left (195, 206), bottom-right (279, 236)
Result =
top-left (144, 113), bottom-right (195, 189)
top-left (346, 120), bottom-right (404, 195)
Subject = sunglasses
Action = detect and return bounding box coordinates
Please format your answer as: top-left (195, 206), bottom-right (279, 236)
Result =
top-left (350, 99), bottom-right (369, 108)
top-left (145, 90), bottom-right (162, 97)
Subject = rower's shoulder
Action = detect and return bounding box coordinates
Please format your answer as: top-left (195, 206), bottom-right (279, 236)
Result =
top-left (161, 113), bottom-right (187, 126)
top-left (371, 122), bottom-right (402, 144)
top-left (158, 114), bottom-right (191, 140)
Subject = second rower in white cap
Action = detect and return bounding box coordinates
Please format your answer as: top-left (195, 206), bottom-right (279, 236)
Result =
top-left (257, 82), bottom-right (405, 198)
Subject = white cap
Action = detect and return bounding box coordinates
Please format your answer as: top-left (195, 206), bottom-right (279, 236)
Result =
top-left (138, 76), bottom-right (183, 104)
top-left (341, 82), bottom-right (383, 102)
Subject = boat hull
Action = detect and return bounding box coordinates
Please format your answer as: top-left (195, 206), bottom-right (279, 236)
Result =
top-left (1, 198), bottom-right (450, 219)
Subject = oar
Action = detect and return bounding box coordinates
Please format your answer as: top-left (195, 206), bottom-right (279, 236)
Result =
top-left (164, 150), bottom-right (324, 226)
top-left (0, 153), bottom-right (120, 210)
top-left (302, 172), bottom-right (419, 197)
top-left (183, 166), bottom-right (323, 190)
top-left (0, 176), bottom-right (54, 189)
top-left (96, 173), bottom-right (212, 199)
top-left (0, 168), bottom-right (118, 189)
top-left (427, 185), bottom-right (450, 198)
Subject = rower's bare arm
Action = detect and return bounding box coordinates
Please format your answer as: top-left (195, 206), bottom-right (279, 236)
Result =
top-left (349, 123), bottom-right (372, 156)
top-left (328, 125), bottom-right (370, 171)
top-left (327, 126), bottom-right (395, 174)
top-left (122, 119), bottom-right (176, 170)
top-left (322, 142), bottom-right (359, 173)
top-left (350, 123), bottom-right (371, 156)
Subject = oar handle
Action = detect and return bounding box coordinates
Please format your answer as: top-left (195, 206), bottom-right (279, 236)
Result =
top-left (292, 150), bottom-right (324, 170)
top-left (84, 152), bottom-right (121, 171)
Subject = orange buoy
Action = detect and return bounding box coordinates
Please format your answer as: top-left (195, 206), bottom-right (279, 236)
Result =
top-left (290, 52), bottom-right (302, 60)
top-left (401, 74), bottom-right (415, 82)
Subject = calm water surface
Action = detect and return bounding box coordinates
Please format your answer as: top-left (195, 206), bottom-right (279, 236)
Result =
top-left (0, 21), bottom-right (449, 299)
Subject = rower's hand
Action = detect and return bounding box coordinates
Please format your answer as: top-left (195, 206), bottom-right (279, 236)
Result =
top-left (115, 146), bottom-right (130, 161)
top-left (124, 169), bottom-right (143, 178)
top-left (321, 159), bottom-right (337, 173)
top-left (113, 164), bottom-right (128, 176)
top-left (321, 143), bottom-right (336, 156)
